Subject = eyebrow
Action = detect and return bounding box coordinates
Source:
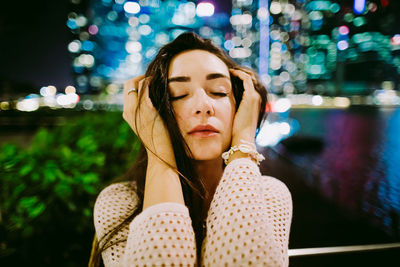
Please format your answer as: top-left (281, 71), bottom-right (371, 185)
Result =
top-left (168, 73), bottom-right (230, 83)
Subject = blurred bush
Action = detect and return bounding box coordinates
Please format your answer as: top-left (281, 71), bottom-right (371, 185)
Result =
top-left (0, 111), bottom-right (141, 266)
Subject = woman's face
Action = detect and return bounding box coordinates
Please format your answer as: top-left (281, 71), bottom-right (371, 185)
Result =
top-left (168, 49), bottom-right (236, 161)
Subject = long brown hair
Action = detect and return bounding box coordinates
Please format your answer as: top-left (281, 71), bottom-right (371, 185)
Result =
top-left (89, 32), bottom-right (268, 266)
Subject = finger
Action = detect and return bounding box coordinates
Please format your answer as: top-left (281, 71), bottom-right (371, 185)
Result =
top-left (230, 68), bottom-right (261, 108)
top-left (238, 67), bottom-right (257, 81)
top-left (136, 77), bottom-right (152, 107)
top-left (239, 67), bottom-right (258, 85)
top-left (134, 75), bottom-right (147, 93)
top-left (124, 74), bottom-right (145, 96)
top-left (229, 68), bottom-right (256, 92)
top-left (136, 76), bottom-right (148, 97)
top-left (123, 75), bottom-right (145, 123)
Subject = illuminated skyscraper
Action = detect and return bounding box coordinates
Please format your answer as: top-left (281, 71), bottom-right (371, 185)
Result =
top-left (304, 0), bottom-right (400, 94)
top-left (229, 1), bottom-right (309, 94)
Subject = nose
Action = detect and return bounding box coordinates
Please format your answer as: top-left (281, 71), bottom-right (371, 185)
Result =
top-left (193, 89), bottom-right (214, 116)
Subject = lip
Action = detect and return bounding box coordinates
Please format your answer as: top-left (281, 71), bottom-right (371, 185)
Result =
top-left (188, 124), bottom-right (219, 137)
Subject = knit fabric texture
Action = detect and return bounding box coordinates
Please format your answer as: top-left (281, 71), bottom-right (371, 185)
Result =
top-left (94, 158), bottom-right (292, 266)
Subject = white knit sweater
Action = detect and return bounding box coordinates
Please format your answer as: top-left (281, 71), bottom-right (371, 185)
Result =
top-left (94, 158), bottom-right (292, 266)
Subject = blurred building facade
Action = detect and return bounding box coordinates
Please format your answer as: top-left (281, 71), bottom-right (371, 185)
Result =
top-left (66, 0), bottom-right (399, 96)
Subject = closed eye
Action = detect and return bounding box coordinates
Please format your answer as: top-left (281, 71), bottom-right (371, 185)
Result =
top-left (170, 95), bottom-right (187, 101)
top-left (212, 92), bottom-right (228, 97)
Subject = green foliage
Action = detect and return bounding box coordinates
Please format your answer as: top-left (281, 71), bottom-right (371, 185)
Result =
top-left (0, 111), bottom-right (141, 266)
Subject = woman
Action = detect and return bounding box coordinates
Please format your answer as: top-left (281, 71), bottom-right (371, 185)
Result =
top-left (90, 32), bottom-right (292, 266)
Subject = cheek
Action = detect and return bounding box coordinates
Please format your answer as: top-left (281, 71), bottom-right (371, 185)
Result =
top-left (217, 99), bottom-right (235, 128)
top-left (172, 103), bottom-right (188, 130)
top-left (226, 97), bottom-right (236, 124)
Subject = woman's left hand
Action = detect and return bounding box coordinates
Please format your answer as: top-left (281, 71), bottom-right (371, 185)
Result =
top-left (229, 68), bottom-right (262, 147)
top-left (122, 75), bottom-right (176, 167)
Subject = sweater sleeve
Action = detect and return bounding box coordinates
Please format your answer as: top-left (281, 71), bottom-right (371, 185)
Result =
top-left (93, 182), bottom-right (197, 267)
top-left (123, 202), bottom-right (197, 265)
top-left (201, 158), bottom-right (292, 266)
top-left (93, 182), bottom-right (137, 267)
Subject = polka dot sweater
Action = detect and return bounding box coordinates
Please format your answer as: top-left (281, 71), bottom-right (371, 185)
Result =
top-left (94, 158), bottom-right (292, 266)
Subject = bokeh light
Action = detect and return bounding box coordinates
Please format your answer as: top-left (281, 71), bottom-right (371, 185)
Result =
top-left (270, 2), bottom-right (282, 15)
top-left (312, 95), bottom-right (323, 106)
top-left (196, 2), bottom-right (215, 17)
top-left (17, 94), bottom-right (40, 112)
top-left (337, 40), bottom-right (349, 50)
top-left (391, 34), bottom-right (400, 46)
top-left (338, 25), bottom-right (350, 35)
top-left (353, 0), bottom-right (366, 15)
top-left (65, 86), bottom-right (76, 94)
top-left (124, 2), bottom-right (140, 14)
top-left (68, 40), bottom-right (81, 53)
top-left (0, 101), bottom-right (10, 110)
top-left (333, 97), bottom-right (351, 108)
top-left (274, 98), bottom-right (292, 113)
top-left (88, 25), bottom-right (99, 35)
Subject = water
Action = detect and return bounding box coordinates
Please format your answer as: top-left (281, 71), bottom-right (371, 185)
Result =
top-left (277, 106), bottom-right (400, 239)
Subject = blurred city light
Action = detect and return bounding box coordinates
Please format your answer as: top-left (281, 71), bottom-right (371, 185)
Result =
top-left (392, 34), bottom-right (400, 46)
top-left (0, 101), bottom-right (10, 110)
top-left (256, 121), bottom-right (289, 147)
top-left (83, 99), bottom-right (94, 110)
top-left (124, 1), bottom-right (140, 14)
top-left (338, 25), bottom-right (350, 35)
top-left (256, 116), bottom-right (299, 147)
top-left (270, 1), bottom-right (282, 15)
top-left (125, 41), bottom-right (142, 53)
top-left (353, 0), bottom-right (366, 15)
top-left (278, 121), bottom-right (291, 135)
top-left (65, 86), bottom-right (77, 94)
top-left (374, 90), bottom-right (400, 106)
top-left (381, 0), bottom-right (389, 8)
top-left (337, 40), bottom-right (349, 50)
top-left (333, 97), bottom-right (351, 108)
top-left (196, 2), bottom-right (214, 17)
top-left (353, 16), bottom-right (366, 27)
top-left (312, 95), bottom-right (323, 106)
top-left (56, 93), bottom-right (79, 108)
top-left (273, 98), bottom-right (292, 113)
top-left (88, 24), bottom-right (99, 35)
top-left (16, 94), bottom-right (40, 112)
top-left (68, 40), bottom-right (81, 53)
top-left (46, 86), bottom-right (57, 95)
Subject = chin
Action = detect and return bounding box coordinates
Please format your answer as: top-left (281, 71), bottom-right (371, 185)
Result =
top-left (193, 156), bottom-right (221, 161)
top-left (191, 150), bottom-right (223, 161)
top-left (186, 139), bottom-right (230, 161)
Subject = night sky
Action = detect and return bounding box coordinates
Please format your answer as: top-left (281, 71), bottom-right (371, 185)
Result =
top-left (1, 0), bottom-right (75, 90)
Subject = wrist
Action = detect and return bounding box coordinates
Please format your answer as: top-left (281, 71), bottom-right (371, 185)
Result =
top-left (147, 150), bottom-right (177, 169)
top-left (231, 132), bottom-right (256, 147)
top-left (222, 140), bottom-right (265, 166)
top-left (226, 150), bottom-right (255, 165)
top-left (143, 156), bottom-right (183, 210)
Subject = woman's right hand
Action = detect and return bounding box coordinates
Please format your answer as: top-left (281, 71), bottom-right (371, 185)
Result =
top-left (122, 75), bottom-right (176, 168)
top-left (229, 68), bottom-right (261, 146)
